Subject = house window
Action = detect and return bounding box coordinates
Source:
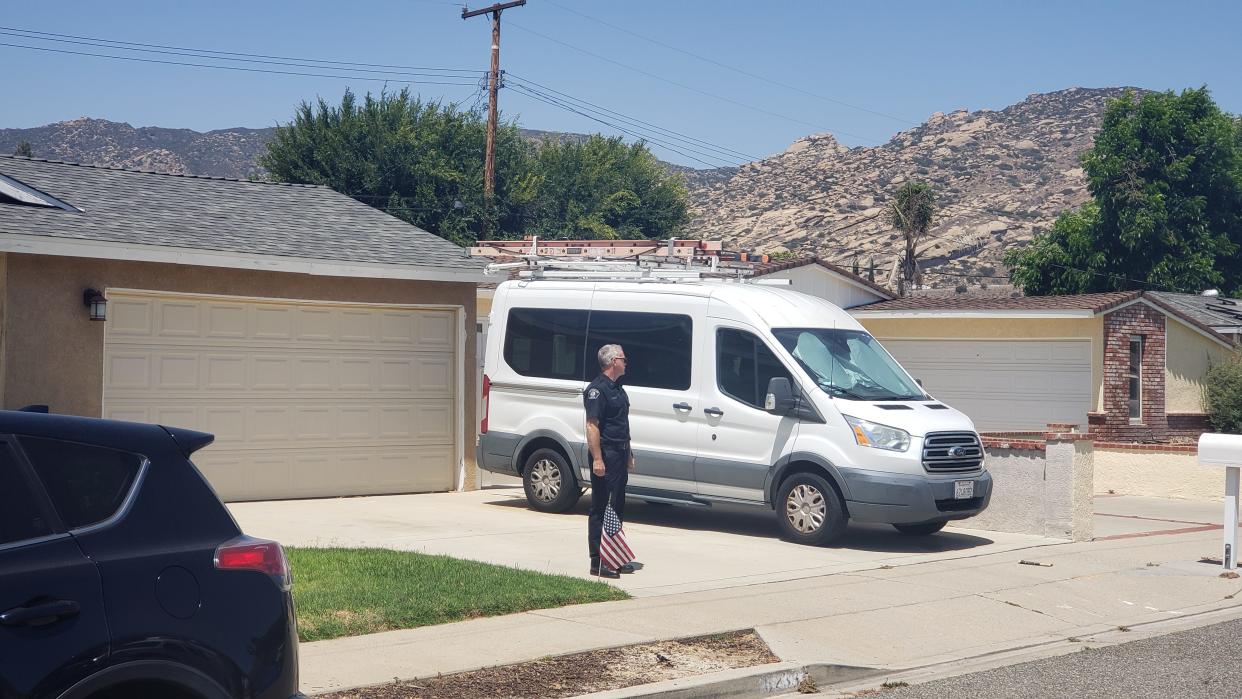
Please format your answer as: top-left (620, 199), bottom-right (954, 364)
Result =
top-left (1127, 335), bottom-right (1143, 422)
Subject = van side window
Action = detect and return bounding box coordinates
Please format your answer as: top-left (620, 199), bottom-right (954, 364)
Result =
top-left (587, 311), bottom-right (693, 390)
top-left (0, 443), bottom-right (53, 545)
top-left (717, 329), bottom-right (792, 409)
top-left (504, 308), bottom-right (590, 381)
top-left (19, 437), bottom-right (144, 530)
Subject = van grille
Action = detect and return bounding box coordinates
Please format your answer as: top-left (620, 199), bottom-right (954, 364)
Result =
top-left (922, 432), bottom-right (983, 472)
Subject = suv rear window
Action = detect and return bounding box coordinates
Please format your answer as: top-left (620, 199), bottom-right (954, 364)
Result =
top-left (0, 444), bottom-right (52, 545)
top-left (20, 437), bottom-right (143, 530)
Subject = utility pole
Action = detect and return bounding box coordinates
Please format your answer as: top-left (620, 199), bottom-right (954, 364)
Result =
top-left (462, 0), bottom-right (525, 206)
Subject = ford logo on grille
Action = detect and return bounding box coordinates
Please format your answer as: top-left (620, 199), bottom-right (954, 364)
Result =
top-left (949, 446), bottom-right (967, 457)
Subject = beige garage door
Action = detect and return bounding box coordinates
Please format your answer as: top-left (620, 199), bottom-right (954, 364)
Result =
top-left (102, 290), bottom-right (458, 501)
top-left (880, 339), bottom-right (1092, 432)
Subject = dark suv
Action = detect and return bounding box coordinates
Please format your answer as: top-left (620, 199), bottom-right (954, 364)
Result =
top-left (0, 409), bottom-right (302, 699)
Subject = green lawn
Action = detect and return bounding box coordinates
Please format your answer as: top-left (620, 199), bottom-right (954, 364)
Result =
top-left (286, 547), bottom-right (629, 642)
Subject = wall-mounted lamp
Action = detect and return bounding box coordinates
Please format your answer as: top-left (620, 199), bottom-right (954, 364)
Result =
top-left (83, 288), bottom-right (107, 321)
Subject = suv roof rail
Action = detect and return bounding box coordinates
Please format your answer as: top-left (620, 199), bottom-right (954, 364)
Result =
top-left (18, 404), bottom-right (49, 413)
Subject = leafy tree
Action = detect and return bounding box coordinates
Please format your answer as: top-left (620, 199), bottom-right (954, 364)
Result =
top-left (1007, 88), bottom-right (1242, 296)
top-left (1205, 352), bottom-right (1242, 434)
top-left (260, 89), bottom-right (536, 245)
top-left (523, 135), bottom-right (688, 240)
top-left (886, 180), bottom-right (936, 296)
top-left (261, 91), bottom-right (690, 245)
top-left (13, 141), bottom-right (32, 157)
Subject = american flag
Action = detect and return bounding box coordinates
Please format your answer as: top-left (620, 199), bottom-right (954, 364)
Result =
top-left (599, 503), bottom-right (634, 571)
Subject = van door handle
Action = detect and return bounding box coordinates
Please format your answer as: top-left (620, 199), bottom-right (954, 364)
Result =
top-left (703, 407), bottom-right (724, 417)
top-left (0, 599), bottom-right (80, 627)
top-left (672, 402), bottom-right (692, 411)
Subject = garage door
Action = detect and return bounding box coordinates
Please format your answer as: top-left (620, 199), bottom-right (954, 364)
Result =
top-left (878, 339), bottom-right (1092, 431)
top-left (102, 291), bottom-right (458, 501)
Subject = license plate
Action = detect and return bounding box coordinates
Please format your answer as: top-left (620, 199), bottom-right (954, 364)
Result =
top-left (954, 480), bottom-right (974, 500)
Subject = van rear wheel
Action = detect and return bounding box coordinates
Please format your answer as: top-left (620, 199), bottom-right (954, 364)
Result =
top-left (775, 472), bottom-right (847, 546)
top-left (523, 448), bottom-right (580, 513)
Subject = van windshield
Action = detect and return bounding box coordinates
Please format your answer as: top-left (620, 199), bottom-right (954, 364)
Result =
top-left (772, 328), bottom-right (926, 401)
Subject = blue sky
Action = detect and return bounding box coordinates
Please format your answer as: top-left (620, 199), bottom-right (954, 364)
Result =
top-left (2, 0), bottom-right (1239, 167)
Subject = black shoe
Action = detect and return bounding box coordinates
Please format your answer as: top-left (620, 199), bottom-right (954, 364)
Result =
top-left (617, 563), bottom-right (636, 574)
top-left (590, 565), bottom-right (620, 579)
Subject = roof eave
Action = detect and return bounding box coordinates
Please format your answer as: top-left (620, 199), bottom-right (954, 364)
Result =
top-left (0, 231), bottom-right (491, 284)
top-left (850, 309), bottom-right (1096, 319)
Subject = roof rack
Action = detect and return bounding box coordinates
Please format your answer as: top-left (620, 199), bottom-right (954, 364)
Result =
top-left (475, 236), bottom-right (792, 284)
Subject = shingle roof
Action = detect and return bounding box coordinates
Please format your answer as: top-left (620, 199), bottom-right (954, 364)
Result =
top-left (854, 289), bottom-right (1237, 347)
top-left (749, 256), bottom-right (895, 299)
top-left (852, 290), bottom-right (1140, 313)
top-left (1149, 292), bottom-right (1242, 332)
top-left (0, 155), bottom-right (485, 273)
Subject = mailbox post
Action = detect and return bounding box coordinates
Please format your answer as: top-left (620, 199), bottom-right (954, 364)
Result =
top-left (1199, 433), bottom-right (1242, 571)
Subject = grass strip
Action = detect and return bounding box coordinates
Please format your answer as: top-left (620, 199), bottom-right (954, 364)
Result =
top-left (288, 547), bottom-right (629, 641)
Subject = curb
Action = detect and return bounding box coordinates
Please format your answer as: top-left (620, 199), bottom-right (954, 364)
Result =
top-left (573, 661), bottom-right (882, 699)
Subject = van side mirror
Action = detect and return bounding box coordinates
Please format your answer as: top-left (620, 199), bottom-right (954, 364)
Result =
top-left (764, 377), bottom-right (796, 415)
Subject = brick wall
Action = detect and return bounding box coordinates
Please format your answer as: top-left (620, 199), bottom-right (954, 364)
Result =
top-left (1167, 413), bottom-right (1211, 439)
top-left (1093, 304), bottom-right (1167, 441)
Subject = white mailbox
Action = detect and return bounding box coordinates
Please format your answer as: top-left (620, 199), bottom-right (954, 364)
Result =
top-left (1198, 433), bottom-right (1242, 570)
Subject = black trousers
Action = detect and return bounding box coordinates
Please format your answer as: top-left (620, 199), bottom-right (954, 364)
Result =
top-left (587, 442), bottom-right (630, 563)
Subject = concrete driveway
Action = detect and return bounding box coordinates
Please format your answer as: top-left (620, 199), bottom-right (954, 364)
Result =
top-left (229, 479), bottom-right (1059, 598)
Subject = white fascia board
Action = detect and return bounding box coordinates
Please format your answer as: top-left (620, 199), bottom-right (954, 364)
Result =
top-left (849, 309), bottom-right (1094, 319)
top-left (0, 231), bottom-right (492, 284)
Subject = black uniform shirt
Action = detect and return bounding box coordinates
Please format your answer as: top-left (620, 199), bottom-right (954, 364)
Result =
top-left (584, 374), bottom-right (630, 443)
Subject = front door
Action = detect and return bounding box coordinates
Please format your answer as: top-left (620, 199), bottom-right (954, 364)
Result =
top-left (695, 325), bottom-right (799, 501)
top-left (585, 294), bottom-right (704, 496)
top-left (0, 440), bottom-right (109, 699)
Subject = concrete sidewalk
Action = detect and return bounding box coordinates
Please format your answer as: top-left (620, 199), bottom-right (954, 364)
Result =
top-left (294, 512), bottom-right (1242, 694)
top-left (230, 486), bottom-right (1056, 598)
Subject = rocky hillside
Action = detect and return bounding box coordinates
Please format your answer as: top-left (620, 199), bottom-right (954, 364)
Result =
top-left (686, 87), bottom-right (1136, 287)
top-left (0, 118), bottom-right (276, 179)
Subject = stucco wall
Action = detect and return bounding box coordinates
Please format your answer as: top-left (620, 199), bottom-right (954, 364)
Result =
top-left (1, 253), bottom-right (480, 487)
top-left (954, 440), bottom-right (1093, 540)
top-left (763, 265), bottom-right (887, 309)
top-left (1166, 320), bottom-right (1231, 414)
top-left (1094, 447), bottom-right (1220, 501)
top-left (857, 316), bottom-right (1105, 418)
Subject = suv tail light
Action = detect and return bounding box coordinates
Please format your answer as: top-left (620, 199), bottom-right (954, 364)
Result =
top-left (480, 373), bottom-right (491, 435)
top-left (214, 535), bottom-right (292, 590)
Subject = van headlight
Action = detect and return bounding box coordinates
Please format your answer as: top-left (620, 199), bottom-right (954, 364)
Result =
top-left (843, 415), bottom-right (911, 452)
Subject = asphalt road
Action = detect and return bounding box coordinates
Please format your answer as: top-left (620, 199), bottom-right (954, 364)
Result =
top-left (862, 618), bottom-right (1242, 699)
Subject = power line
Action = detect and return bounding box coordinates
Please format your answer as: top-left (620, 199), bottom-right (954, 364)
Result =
top-left (542, 0), bottom-right (917, 127)
top-left (509, 83), bottom-right (735, 169)
top-left (508, 74), bottom-right (760, 163)
top-left (0, 40), bottom-right (481, 86)
top-left (0, 25), bottom-right (479, 75)
top-left (509, 80), bottom-right (752, 166)
top-left (506, 20), bottom-right (882, 144)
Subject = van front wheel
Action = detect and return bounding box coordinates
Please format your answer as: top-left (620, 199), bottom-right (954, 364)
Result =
top-left (523, 448), bottom-right (580, 513)
top-left (775, 472), bottom-right (847, 546)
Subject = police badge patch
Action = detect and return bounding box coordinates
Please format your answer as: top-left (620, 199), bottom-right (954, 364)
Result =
top-left (587, 388), bottom-right (600, 399)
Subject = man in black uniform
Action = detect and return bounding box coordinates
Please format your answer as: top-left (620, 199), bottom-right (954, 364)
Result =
top-left (584, 343), bottom-right (636, 578)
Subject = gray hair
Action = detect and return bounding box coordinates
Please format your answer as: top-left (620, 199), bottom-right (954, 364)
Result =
top-left (597, 344), bottom-right (624, 369)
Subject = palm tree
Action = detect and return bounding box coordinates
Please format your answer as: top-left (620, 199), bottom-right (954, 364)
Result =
top-left (886, 181), bottom-right (936, 296)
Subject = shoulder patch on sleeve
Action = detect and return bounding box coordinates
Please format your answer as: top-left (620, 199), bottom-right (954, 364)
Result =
top-left (587, 388), bottom-right (600, 399)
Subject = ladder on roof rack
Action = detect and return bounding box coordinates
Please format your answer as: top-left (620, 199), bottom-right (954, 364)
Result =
top-left (473, 236), bottom-right (790, 284)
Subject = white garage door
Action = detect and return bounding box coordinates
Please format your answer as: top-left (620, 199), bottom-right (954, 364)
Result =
top-left (102, 290), bottom-right (458, 502)
top-left (879, 339), bottom-right (1092, 432)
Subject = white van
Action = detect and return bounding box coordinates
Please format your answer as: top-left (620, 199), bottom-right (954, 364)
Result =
top-left (477, 278), bottom-right (991, 546)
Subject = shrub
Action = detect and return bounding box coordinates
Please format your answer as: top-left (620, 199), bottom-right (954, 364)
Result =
top-left (1205, 352), bottom-right (1242, 434)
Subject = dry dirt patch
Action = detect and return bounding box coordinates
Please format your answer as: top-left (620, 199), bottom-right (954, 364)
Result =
top-left (322, 630), bottom-right (779, 698)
